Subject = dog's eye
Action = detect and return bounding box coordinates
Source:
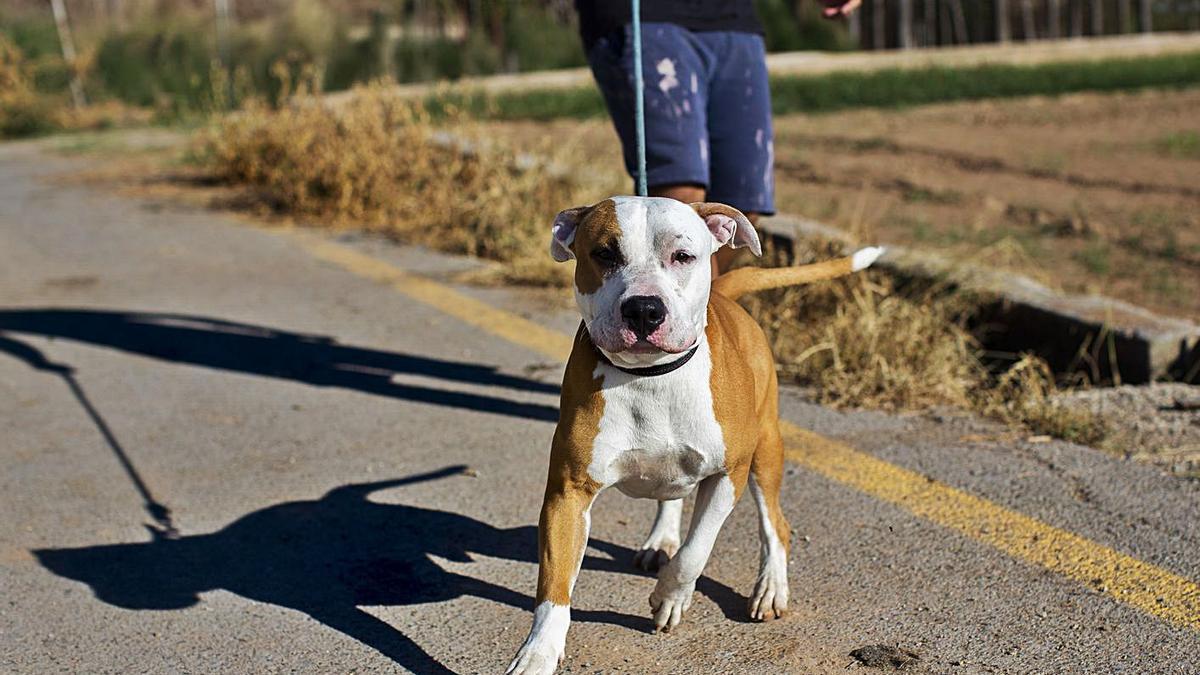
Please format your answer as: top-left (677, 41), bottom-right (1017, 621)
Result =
top-left (671, 250), bottom-right (696, 265)
top-left (591, 247), bottom-right (620, 266)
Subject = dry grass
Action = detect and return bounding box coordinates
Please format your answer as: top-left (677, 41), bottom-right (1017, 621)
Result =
top-left (742, 243), bottom-right (980, 412)
top-left (739, 239), bottom-right (1109, 443)
top-left (197, 82), bottom-right (593, 286)
top-left (0, 35), bottom-right (24, 95)
top-left (1, 35), bottom-right (153, 138)
top-left (746, 273), bottom-right (980, 412)
top-left (980, 355), bottom-right (1110, 446)
top-left (0, 34), bottom-right (53, 137)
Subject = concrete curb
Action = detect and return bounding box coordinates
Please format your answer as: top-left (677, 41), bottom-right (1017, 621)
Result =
top-left (758, 213), bottom-right (1200, 384)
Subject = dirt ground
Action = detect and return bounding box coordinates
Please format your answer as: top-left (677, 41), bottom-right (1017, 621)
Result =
top-left (1053, 383), bottom-right (1200, 479)
top-left (486, 88), bottom-right (1200, 321)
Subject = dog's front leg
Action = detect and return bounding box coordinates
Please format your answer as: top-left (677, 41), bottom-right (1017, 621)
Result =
top-left (649, 473), bottom-right (740, 632)
top-left (507, 476), bottom-right (599, 675)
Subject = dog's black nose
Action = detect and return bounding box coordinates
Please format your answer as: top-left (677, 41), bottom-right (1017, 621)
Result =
top-left (620, 296), bottom-right (667, 338)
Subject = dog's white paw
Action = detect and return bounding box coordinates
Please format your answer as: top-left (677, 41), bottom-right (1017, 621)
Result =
top-left (507, 603), bottom-right (568, 675)
top-left (505, 642), bottom-right (562, 675)
top-left (649, 578), bottom-right (695, 632)
top-left (748, 557), bottom-right (789, 622)
top-left (633, 537), bottom-right (679, 572)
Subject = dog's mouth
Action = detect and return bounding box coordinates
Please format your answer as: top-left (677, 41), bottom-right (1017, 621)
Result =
top-left (627, 340), bottom-right (663, 355)
top-left (607, 326), bottom-right (692, 353)
top-left (598, 328), bottom-right (697, 359)
top-left (587, 314), bottom-right (698, 357)
top-left (627, 338), bottom-right (692, 354)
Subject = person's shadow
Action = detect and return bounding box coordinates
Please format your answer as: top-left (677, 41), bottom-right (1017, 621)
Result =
top-left (0, 308), bottom-right (561, 422)
top-left (32, 466), bottom-right (644, 673)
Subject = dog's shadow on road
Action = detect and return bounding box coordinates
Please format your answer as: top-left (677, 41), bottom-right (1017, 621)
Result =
top-left (32, 466), bottom-right (750, 674)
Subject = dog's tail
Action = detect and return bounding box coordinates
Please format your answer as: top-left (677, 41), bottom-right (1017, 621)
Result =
top-left (712, 246), bottom-right (885, 301)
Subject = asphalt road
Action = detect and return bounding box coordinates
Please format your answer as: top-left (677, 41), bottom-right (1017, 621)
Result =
top-left (1, 139), bottom-right (1198, 674)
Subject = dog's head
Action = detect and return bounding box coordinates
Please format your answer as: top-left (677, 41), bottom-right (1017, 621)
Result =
top-left (550, 196), bottom-right (761, 366)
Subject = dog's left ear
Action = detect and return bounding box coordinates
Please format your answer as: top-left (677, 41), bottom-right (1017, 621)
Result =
top-left (691, 202), bottom-right (762, 257)
top-left (550, 206), bottom-right (589, 262)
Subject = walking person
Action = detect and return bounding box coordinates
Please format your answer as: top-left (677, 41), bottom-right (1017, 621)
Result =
top-left (576, 0), bottom-right (863, 275)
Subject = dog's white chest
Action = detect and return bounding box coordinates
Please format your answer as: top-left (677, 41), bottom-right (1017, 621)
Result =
top-left (587, 344), bottom-right (726, 500)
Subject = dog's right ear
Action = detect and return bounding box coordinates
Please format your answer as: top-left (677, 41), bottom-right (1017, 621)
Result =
top-left (550, 206), bottom-right (589, 262)
top-left (691, 202), bottom-right (762, 257)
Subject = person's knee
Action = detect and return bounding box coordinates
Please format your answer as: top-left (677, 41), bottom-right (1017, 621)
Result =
top-left (650, 184), bottom-right (706, 204)
top-left (648, 188), bottom-right (759, 278)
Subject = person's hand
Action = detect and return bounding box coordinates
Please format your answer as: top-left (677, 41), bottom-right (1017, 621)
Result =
top-left (822, 0), bottom-right (863, 19)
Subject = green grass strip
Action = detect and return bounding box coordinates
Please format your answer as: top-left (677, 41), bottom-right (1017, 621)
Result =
top-left (771, 50), bottom-right (1200, 112)
top-left (429, 50), bottom-right (1200, 120)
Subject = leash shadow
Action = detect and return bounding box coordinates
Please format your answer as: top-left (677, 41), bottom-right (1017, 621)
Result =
top-left (0, 308), bottom-right (560, 423)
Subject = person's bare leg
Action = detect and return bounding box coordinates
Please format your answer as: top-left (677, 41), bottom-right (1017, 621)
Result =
top-left (648, 185), bottom-right (721, 276)
top-left (650, 184), bottom-right (706, 204)
top-left (648, 186), bottom-right (762, 278)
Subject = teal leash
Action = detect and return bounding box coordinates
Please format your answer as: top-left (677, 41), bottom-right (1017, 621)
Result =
top-left (631, 0), bottom-right (648, 197)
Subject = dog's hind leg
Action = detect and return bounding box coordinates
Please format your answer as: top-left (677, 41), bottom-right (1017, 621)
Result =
top-left (747, 470), bottom-right (790, 621)
top-left (634, 499), bottom-right (683, 572)
top-left (747, 390), bottom-right (791, 621)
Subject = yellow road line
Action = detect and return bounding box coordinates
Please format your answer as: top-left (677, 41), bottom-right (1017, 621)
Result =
top-left (300, 234), bottom-right (574, 361)
top-left (293, 231), bottom-right (1200, 632)
top-left (783, 426), bottom-right (1200, 631)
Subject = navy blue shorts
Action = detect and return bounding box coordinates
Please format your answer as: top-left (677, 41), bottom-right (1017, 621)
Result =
top-left (587, 23), bottom-right (775, 215)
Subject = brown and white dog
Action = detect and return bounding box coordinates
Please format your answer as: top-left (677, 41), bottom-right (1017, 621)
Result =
top-left (507, 196), bottom-right (881, 674)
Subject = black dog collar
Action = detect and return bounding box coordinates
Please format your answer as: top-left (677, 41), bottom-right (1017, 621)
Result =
top-left (591, 338), bottom-right (699, 377)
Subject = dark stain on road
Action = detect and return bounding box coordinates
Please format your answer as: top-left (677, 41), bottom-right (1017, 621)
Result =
top-left (41, 275), bottom-right (100, 290)
top-left (850, 644), bottom-right (922, 670)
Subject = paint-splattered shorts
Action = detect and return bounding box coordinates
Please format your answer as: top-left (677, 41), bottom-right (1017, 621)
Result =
top-left (587, 23), bottom-right (775, 215)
